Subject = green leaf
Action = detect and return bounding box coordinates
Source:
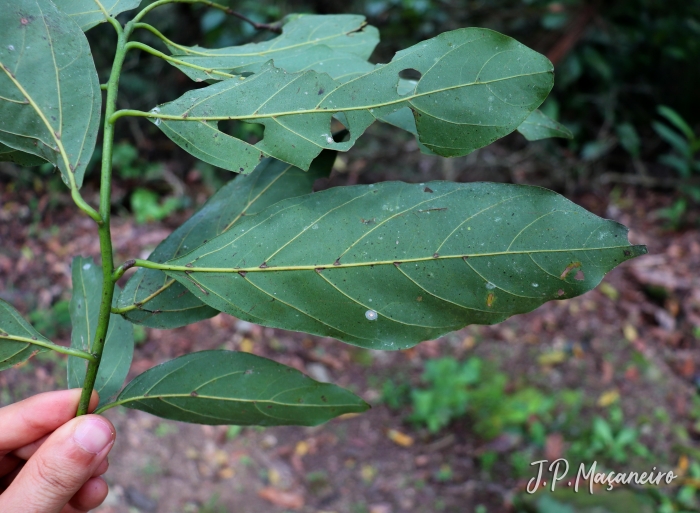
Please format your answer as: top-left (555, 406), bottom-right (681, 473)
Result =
top-left (657, 105), bottom-right (695, 141)
top-left (0, 0), bottom-right (101, 189)
top-left (107, 350), bottom-right (369, 426)
top-left (0, 299), bottom-right (50, 370)
top-left (69, 257), bottom-right (134, 406)
top-left (55, 0), bottom-right (141, 32)
top-left (653, 121), bottom-right (691, 157)
top-left (151, 28), bottom-right (553, 173)
top-left (615, 123), bottom-right (640, 158)
top-left (161, 181), bottom-right (645, 350)
top-left (0, 141), bottom-right (47, 167)
top-left (161, 14), bottom-right (379, 82)
top-left (516, 109), bottom-right (573, 141)
top-left (117, 151), bottom-right (336, 329)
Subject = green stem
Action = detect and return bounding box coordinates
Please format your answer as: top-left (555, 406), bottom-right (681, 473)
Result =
top-left (0, 334), bottom-right (97, 362)
top-left (76, 20), bottom-right (134, 416)
top-left (125, 41), bottom-right (236, 79)
top-left (133, 23), bottom-right (192, 53)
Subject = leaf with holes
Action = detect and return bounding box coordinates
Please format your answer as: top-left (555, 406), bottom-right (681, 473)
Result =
top-left (103, 350), bottom-right (369, 426)
top-left (55, 0), bottom-right (141, 31)
top-left (159, 181), bottom-right (646, 350)
top-left (159, 14), bottom-right (379, 82)
top-left (117, 151), bottom-right (336, 329)
top-left (149, 28), bottom-right (553, 173)
top-left (69, 257), bottom-right (134, 407)
top-left (517, 109), bottom-right (573, 141)
top-left (0, 0), bottom-right (101, 189)
top-left (0, 299), bottom-right (51, 370)
top-left (0, 141), bottom-right (47, 167)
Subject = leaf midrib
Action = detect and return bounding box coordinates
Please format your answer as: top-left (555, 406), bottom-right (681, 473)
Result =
top-left (111, 392), bottom-right (363, 409)
top-left (154, 69), bottom-right (550, 123)
top-left (164, 245), bottom-right (638, 274)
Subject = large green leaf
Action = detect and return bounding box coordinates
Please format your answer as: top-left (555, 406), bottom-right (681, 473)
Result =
top-left (55, 0), bottom-right (141, 31)
top-left (69, 257), bottom-right (134, 406)
top-left (158, 181), bottom-right (646, 350)
top-left (0, 299), bottom-right (50, 370)
top-left (0, 0), bottom-right (101, 189)
top-left (517, 109), bottom-right (573, 141)
top-left (117, 151), bottom-right (336, 329)
top-left (105, 350), bottom-right (369, 426)
top-left (0, 141), bottom-right (47, 167)
top-left (150, 28), bottom-right (553, 173)
top-left (161, 14), bottom-right (379, 82)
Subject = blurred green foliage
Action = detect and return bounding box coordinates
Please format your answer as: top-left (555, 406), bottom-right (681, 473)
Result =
top-left (383, 356), bottom-right (557, 438)
top-left (651, 106), bottom-right (700, 227)
top-left (130, 188), bottom-right (182, 224)
top-left (28, 300), bottom-right (71, 339)
top-left (567, 405), bottom-right (651, 464)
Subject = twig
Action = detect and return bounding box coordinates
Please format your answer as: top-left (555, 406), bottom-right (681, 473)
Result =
top-left (225, 8), bottom-right (282, 34)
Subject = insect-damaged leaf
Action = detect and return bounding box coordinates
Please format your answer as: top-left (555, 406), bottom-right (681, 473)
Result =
top-left (517, 109), bottom-right (573, 141)
top-left (0, 0), bottom-right (101, 189)
top-left (162, 181), bottom-right (646, 350)
top-left (54, 0), bottom-right (141, 31)
top-left (117, 151), bottom-right (336, 329)
top-left (150, 28), bottom-right (553, 173)
top-left (109, 350), bottom-right (369, 426)
top-left (69, 257), bottom-right (134, 407)
top-left (0, 300), bottom-right (51, 370)
top-left (160, 14), bottom-right (379, 82)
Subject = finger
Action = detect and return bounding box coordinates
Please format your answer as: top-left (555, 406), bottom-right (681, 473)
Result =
top-left (66, 477), bottom-right (109, 512)
top-left (12, 435), bottom-right (49, 461)
top-left (0, 390), bottom-right (99, 452)
top-left (0, 415), bottom-right (115, 513)
top-left (93, 458), bottom-right (109, 477)
top-left (0, 453), bottom-right (22, 477)
top-left (0, 463), bottom-right (23, 492)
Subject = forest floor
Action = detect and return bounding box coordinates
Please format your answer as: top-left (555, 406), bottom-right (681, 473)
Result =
top-left (1, 137), bottom-right (699, 513)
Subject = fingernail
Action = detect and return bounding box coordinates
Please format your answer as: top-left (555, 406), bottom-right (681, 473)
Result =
top-left (73, 418), bottom-right (113, 454)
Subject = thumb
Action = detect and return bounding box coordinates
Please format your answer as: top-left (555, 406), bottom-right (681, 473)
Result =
top-left (0, 415), bottom-right (115, 513)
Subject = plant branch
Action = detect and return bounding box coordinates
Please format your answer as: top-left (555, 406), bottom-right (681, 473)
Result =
top-left (124, 41), bottom-right (236, 79)
top-left (76, 22), bottom-right (135, 416)
top-left (0, 334), bottom-right (97, 362)
top-left (132, 0), bottom-right (282, 33)
top-left (112, 258), bottom-right (137, 281)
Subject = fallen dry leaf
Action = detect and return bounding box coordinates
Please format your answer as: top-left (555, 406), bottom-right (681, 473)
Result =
top-left (257, 488), bottom-right (304, 510)
top-left (597, 389), bottom-right (620, 407)
top-left (386, 429), bottom-right (414, 447)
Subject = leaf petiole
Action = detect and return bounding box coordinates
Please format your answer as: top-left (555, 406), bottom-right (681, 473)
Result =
top-left (0, 333), bottom-right (97, 362)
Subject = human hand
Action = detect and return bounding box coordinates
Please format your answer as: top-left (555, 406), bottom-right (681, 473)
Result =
top-left (0, 390), bottom-right (115, 513)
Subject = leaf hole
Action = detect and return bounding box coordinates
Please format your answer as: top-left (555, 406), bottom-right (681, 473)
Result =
top-left (397, 69), bottom-right (422, 96)
top-left (330, 116), bottom-right (350, 143)
top-left (217, 120), bottom-right (265, 145)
